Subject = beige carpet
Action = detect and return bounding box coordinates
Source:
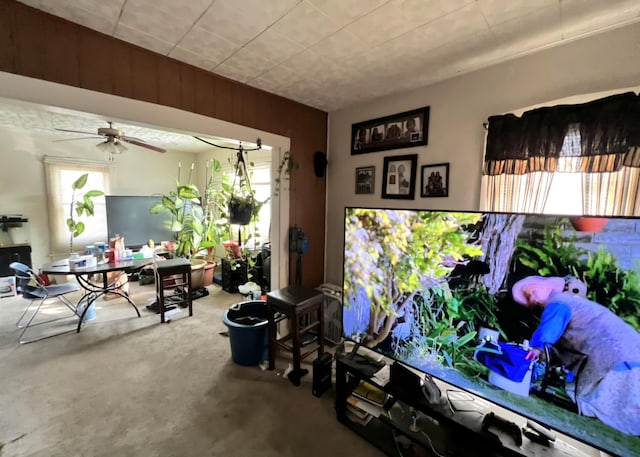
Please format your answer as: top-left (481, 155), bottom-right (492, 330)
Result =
top-left (0, 281), bottom-right (383, 457)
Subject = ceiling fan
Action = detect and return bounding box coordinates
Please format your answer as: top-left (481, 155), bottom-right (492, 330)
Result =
top-left (54, 121), bottom-right (167, 157)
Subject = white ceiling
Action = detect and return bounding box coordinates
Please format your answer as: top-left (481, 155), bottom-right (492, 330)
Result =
top-left (0, 97), bottom-right (257, 153)
top-left (16, 0), bottom-right (640, 112)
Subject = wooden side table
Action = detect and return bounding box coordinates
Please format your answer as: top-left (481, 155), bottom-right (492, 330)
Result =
top-left (154, 258), bottom-right (192, 323)
top-left (266, 286), bottom-right (324, 385)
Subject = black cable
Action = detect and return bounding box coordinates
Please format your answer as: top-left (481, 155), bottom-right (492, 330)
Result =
top-left (193, 136), bottom-right (262, 151)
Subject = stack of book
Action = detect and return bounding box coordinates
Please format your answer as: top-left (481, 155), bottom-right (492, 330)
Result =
top-left (345, 380), bottom-right (387, 426)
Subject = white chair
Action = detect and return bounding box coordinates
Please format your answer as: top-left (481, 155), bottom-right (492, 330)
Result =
top-left (10, 262), bottom-right (81, 344)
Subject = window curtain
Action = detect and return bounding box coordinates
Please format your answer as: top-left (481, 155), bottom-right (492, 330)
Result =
top-left (482, 92), bottom-right (640, 215)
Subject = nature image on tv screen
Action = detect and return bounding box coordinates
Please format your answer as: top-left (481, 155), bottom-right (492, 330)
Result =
top-left (342, 208), bottom-right (640, 456)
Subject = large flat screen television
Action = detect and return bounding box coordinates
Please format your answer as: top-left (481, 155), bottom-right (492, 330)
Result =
top-left (105, 196), bottom-right (174, 249)
top-left (342, 208), bottom-right (640, 457)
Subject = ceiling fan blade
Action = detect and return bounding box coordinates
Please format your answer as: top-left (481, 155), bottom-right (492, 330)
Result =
top-left (53, 136), bottom-right (102, 142)
top-left (55, 128), bottom-right (100, 135)
top-left (121, 138), bottom-right (166, 153)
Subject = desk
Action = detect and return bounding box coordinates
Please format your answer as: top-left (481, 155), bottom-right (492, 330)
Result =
top-left (42, 258), bottom-right (153, 333)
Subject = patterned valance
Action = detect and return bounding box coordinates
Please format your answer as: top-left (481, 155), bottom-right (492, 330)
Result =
top-left (484, 92), bottom-right (640, 175)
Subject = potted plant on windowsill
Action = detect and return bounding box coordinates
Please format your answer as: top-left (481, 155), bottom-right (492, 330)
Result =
top-left (67, 173), bottom-right (104, 254)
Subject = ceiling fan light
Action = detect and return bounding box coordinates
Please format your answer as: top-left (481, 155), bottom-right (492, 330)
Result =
top-left (96, 140), bottom-right (111, 152)
top-left (114, 140), bottom-right (127, 154)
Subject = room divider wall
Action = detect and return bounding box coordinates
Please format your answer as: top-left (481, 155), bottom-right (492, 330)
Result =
top-left (0, 0), bottom-right (328, 287)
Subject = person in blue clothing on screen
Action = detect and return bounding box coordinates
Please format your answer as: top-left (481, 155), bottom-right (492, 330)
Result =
top-left (512, 275), bottom-right (640, 435)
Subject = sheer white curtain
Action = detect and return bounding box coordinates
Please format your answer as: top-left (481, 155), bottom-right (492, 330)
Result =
top-left (481, 172), bottom-right (554, 213)
top-left (44, 157), bottom-right (111, 258)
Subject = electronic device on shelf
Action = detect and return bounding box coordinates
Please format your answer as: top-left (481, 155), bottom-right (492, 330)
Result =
top-left (341, 207), bottom-right (640, 457)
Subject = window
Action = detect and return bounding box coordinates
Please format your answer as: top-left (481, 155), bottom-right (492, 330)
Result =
top-left (482, 92), bottom-right (640, 216)
top-left (44, 158), bottom-right (110, 257)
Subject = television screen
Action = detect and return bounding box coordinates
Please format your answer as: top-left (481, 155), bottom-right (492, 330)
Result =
top-left (105, 196), bottom-right (174, 248)
top-left (342, 208), bottom-right (640, 456)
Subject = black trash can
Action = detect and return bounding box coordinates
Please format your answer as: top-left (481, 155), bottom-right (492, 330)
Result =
top-left (222, 300), bottom-right (269, 366)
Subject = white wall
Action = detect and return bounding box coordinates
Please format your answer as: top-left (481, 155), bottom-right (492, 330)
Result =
top-left (0, 125), bottom-right (196, 268)
top-left (325, 21), bottom-right (640, 286)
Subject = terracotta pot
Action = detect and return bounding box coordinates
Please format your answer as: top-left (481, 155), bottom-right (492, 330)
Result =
top-left (203, 260), bottom-right (216, 287)
top-left (569, 217), bottom-right (609, 233)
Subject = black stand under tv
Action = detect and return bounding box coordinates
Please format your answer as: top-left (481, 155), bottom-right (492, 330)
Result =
top-left (335, 351), bottom-right (591, 457)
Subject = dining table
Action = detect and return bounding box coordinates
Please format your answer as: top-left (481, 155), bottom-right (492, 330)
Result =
top-left (41, 257), bottom-right (154, 333)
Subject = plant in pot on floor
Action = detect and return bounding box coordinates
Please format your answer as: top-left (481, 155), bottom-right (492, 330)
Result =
top-left (150, 162), bottom-right (209, 291)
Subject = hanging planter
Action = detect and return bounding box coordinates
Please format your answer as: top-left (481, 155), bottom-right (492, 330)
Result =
top-left (229, 195), bottom-right (256, 225)
top-left (569, 216), bottom-right (609, 233)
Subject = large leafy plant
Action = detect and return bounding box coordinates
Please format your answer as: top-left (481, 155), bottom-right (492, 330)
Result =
top-left (514, 218), bottom-right (640, 331)
top-left (67, 173), bottom-right (104, 253)
top-left (343, 209), bottom-right (484, 346)
top-left (150, 182), bottom-right (204, 258)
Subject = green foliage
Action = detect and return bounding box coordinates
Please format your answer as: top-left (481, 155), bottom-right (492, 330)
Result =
top-left (200, 158), bottom-right (231, 252)
top-left (397, 289), bottom-right (489, 378)
top-left (344, 209), bottom-right (484, 343)
top-left (514, 217), bottom-right (584, 278)
top-left (274, 150), bottom-right (297, 196)
top-left (67, 173), bottom-right (104, 252)
top-left (514, 218), bottom-right (640, 331)
top-left (150, 182), bottom-right (204, 258)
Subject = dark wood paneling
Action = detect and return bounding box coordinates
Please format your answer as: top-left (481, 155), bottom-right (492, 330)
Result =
top-left (0, 0), bottom-right (17, 73)
top-left (252, 89), bottom-right (273, 133)
top-left (131, 47), bottom-right (158, 104)
top-left (78, 31), bottom-right (114, 94)
top-left (230, 83), bottom-right (244, 126)
top-left (111, 43), bottom-right (133, 99)
top-left (194, 68), bottom-right (215, 118)
top-left (14, 3), bottom-right (45, 79)
top-left (179, 64), bottom-right (196, 113)
top-left (242, 86), bottom-right (260, 129)
top-left (214, 77), bottom-right (233, 120)
top-left (4, 0), bottom-right (329, 287)
top-left (44, 20), bottom-right (79, 86)
top-left (157, 58), bottom-right (182, 110)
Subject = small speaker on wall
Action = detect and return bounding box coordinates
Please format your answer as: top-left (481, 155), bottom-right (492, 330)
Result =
top-left (313, 151), bottom-right (327, 178)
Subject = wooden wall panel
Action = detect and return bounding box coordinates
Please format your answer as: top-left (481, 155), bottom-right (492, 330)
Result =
top-left (130, 47), bottom-right (158, 104)
top-left (79, 31), bottom-right (114, 94)
top-left (230, 83), bottom-right (244, 125)
top-left (194, 68), bottom-right (215, 118)
top-left (1, 0), bottom-right (329, 288)
top-left (110, 43), bottom-right (133, 99)
top-left (213, 77), bottom-right (233, 121)
top-left (179, 64), bottom-right (196, 113)
top-left (44, 20), bottom-right (79, 86)
top-left (157, 58), bottom-right (182, 110)
top-left (14, 4), bottom-right (45, 79)
top-left (0, 1), bottom-right (17, 74)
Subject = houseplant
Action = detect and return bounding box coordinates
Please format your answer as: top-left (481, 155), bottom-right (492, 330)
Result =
top-left (67, 173), bottom-right (104, 253)
top-left (274, 150), bottom-right (297, 197)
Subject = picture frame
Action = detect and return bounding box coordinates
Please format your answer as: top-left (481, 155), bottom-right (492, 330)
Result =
top-left (382, 154), bottom-right (417, 199)
top-left (355, 166), bottom-right (375, 194)
top-left (421, 163), bottom-right (449, 198)
top-left (351, 106), bottom-right (430, 155)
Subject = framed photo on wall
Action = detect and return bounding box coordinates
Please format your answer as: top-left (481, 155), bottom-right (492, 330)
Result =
top-left (351, 106), bottom-right (430, 155)
top-left (382, 154), bottom-right (417, 199)
top-left (421, 163), bottom-right (449, 198)
top-left (355, 166), bottom-right (375, 194)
